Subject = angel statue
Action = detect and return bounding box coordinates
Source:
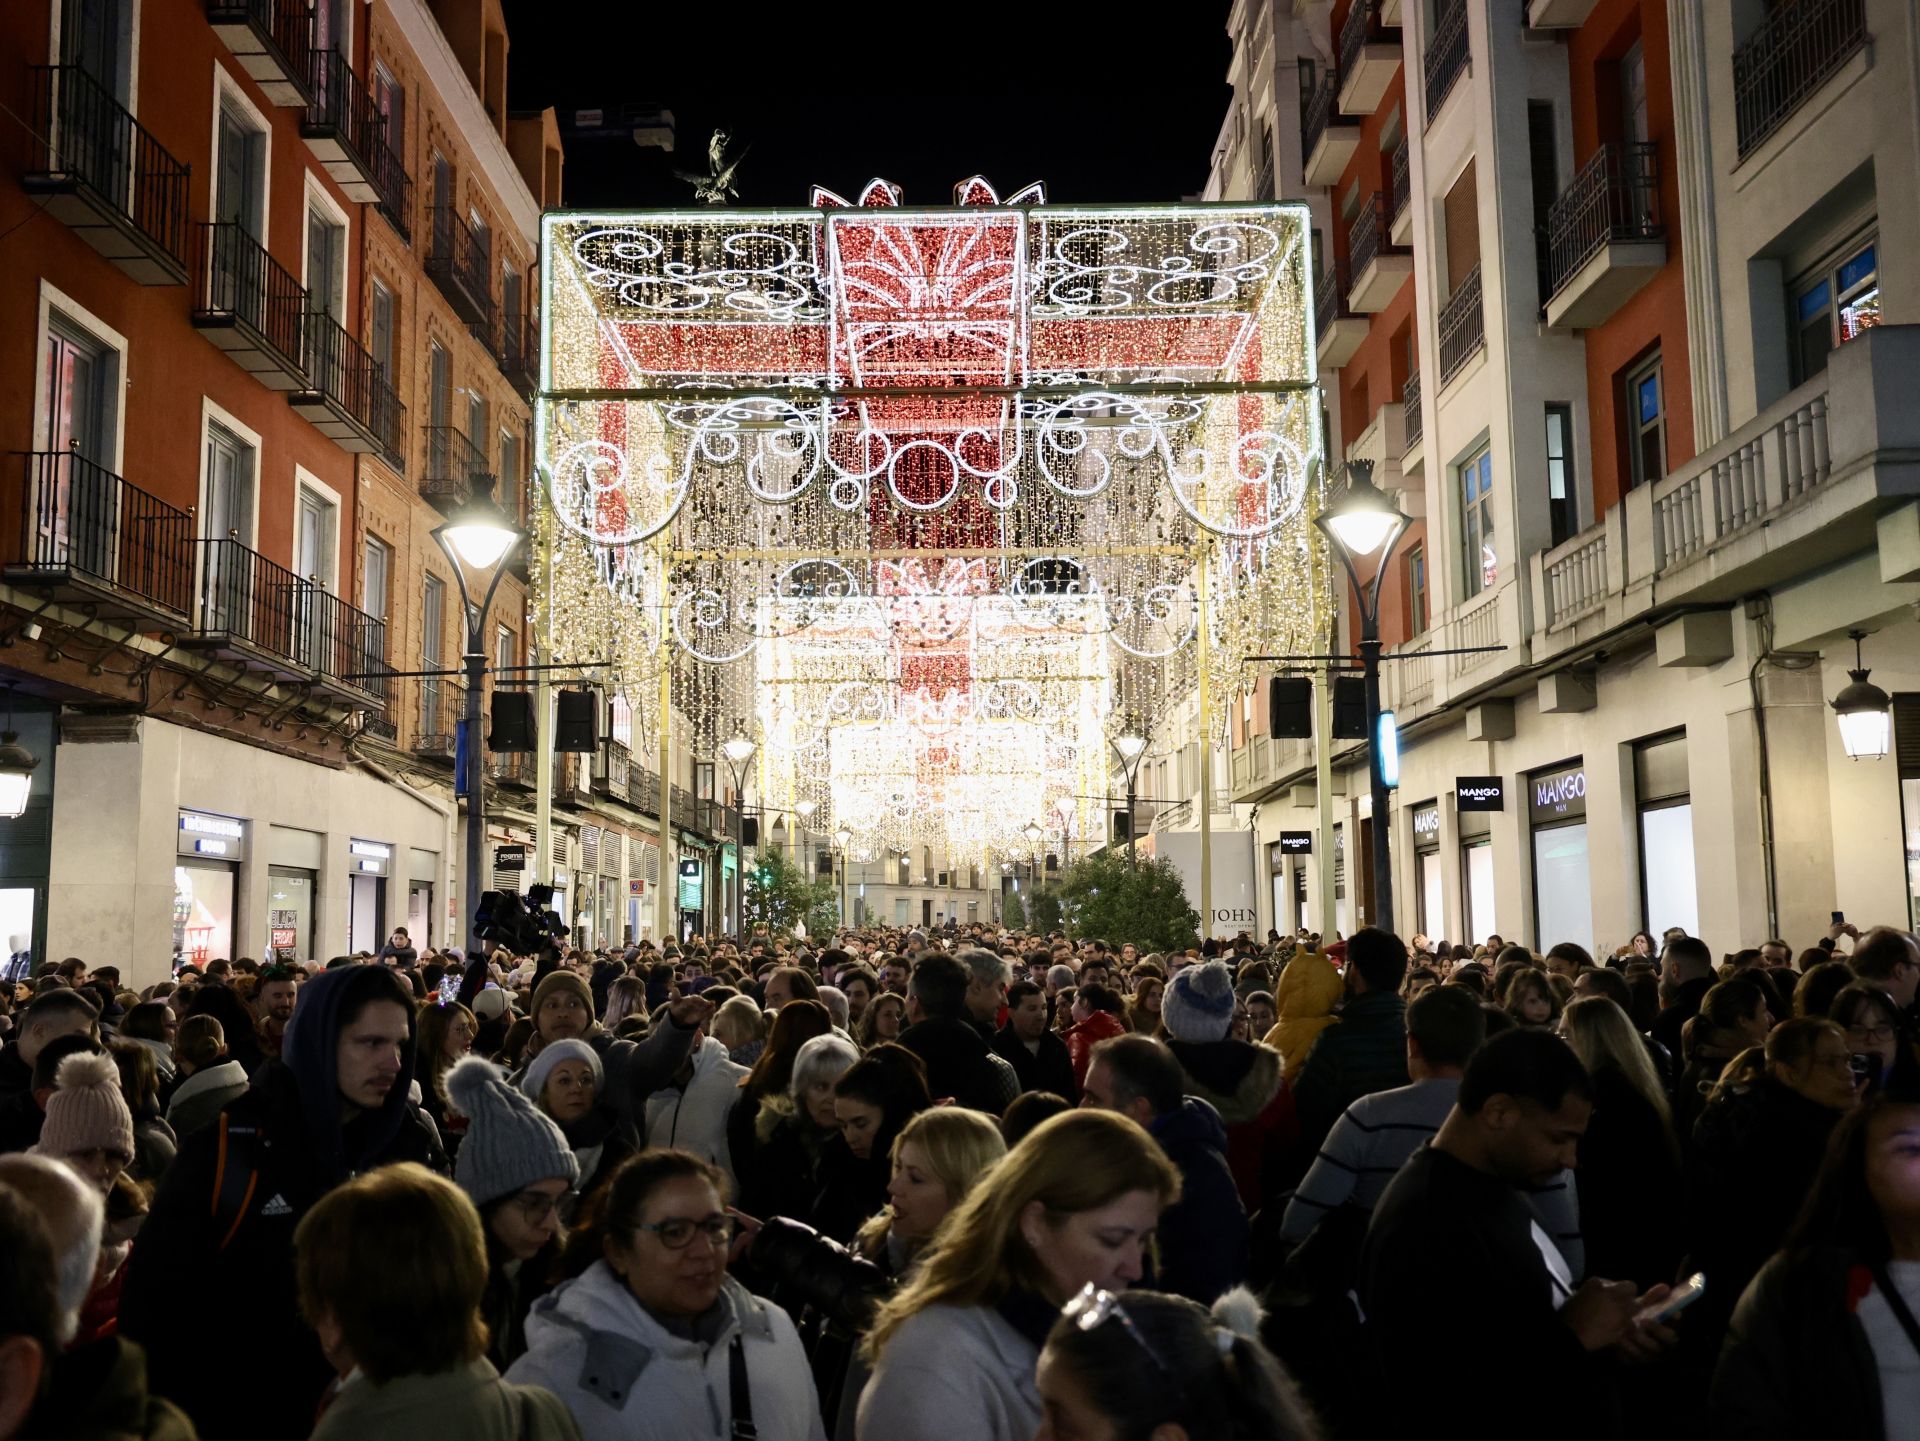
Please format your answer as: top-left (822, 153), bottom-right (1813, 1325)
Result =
top-left (675, 128), bottom-right (749, 205)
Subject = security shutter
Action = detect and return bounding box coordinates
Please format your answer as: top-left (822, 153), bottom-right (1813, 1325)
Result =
top-left (581, 825), bottom-right (600, 872)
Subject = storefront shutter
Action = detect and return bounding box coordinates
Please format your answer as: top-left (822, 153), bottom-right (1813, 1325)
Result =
top-left (581, 825), bottom-right (600, 871)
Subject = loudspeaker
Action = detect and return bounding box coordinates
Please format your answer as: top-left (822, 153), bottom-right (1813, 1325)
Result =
top-left (1269, 676), bottom-right (1313, 739)
top-left (1332, 676), bottom-right (1367, 739)
top-left (488, 691), bottom-right (536, 752)
top-left (1112, 810), bottom-right (1131, 842)
top-left (555, 690), bottom-right (599, 752)
top-left (817, 852), bottom-right (834, 876)
top-left (741, 816), bottom-right (760, 847)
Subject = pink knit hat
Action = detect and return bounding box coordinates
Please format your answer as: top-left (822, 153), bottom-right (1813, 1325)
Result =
top-left (36, 1051), bottom-right (134, 1161)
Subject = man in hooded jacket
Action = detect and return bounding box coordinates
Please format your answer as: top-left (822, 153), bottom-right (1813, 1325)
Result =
top-left (120, 964), bottom-right (446, 1441)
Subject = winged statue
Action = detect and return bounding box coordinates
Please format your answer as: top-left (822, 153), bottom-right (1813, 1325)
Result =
top-left (674, 128), bottom-right (749, 205)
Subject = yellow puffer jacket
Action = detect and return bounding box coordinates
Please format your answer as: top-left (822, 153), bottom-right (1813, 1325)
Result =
top-left (1264, 950), bottom-right (1344, 1083)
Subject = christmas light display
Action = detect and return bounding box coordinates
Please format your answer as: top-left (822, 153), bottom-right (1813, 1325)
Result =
top-left (536, 178), bottom-right (1328, 870)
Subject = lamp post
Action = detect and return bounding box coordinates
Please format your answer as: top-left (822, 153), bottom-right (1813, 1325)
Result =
top-left (834, 826), bottom-right (853, 927)
top-left (1022, 820), bottom-right (1044, 898)
top-left (1315, 460), bottom-right (1408, 936)
top-left (1112, 726), bottom-right (1148, 868)
top-left (1831, 629), bottom-right (1892, 761)
top-left (431, 487), bottom-right (527, 957)
top-left (795, 799), bottom-right (817, 878)
top-left (0, 688), bottom-right (41, 821)
top-left (721, 725), bottom-right (757, 938)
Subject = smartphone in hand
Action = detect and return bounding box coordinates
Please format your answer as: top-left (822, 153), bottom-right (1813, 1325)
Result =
top-left (1637, 1273), bottom-right (1705, 1326)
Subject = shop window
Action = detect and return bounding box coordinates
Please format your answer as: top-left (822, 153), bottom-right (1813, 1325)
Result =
top-left (1459, 445), bottom-right (1495, 599)
top-left (1635, 732), bottom-right (1699, 939)
top-left (1529, 760), bottom-right (1592, 951)
top-left (1896, 695), bottom-right (1920, 930)
top-left (1625, 353), bottom-right (1667, 490)
top-left (1792, 233), bottom-right (1880, 383)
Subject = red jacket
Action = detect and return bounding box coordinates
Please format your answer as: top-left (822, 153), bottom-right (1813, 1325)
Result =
top-left (1064, 1011), bottom-right (1129, 1089)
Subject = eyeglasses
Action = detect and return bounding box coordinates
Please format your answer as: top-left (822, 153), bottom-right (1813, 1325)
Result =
top-left (635, 1214), bottom-right (737, 1250)
top-left (1847, 1024), bottom-right (1897, 1045)
top-left (1061, 1284), bottom-right (1182, 1394)
top-left (511, 1188), bottom-right (578, 1223)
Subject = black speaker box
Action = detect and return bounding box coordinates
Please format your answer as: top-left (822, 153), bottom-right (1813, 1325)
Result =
top-left (488, 691), bottom-right (536, 752)
top-left (741, 816), bottom-right (760, 847)
top-left (1269, 676), bottom-right (1313, 738)
top-left (555, 690), bottom-right (599, 752)
top-left (1112, 810), bottom-right (1131, 842)
top-left (1332, 676), bottom-right (1368, 740)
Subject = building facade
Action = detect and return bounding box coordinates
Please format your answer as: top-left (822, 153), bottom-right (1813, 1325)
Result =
top-left (1212, 0), bottom-right (1920, 952)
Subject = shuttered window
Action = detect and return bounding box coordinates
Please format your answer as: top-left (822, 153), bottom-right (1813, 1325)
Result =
top-left (1443, 158), bottom-right (1479, 295)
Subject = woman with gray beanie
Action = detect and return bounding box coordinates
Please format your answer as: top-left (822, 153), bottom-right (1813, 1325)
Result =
top-left (448, 1055), bottom-right (581, 1368)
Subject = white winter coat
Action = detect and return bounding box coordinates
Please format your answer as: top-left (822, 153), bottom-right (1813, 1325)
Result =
top-left (505, 1262), bottom-right (826, 1441)
top-left (643, 1035), bottom-right (749, 1190)
top-left (855, 1302), bottom-right (1041, 1441)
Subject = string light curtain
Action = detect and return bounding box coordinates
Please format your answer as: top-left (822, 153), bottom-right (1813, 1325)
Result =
top-left (535, 176), bottom-right (1328, 870)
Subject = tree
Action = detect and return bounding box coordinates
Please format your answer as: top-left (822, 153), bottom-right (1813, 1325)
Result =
top-left (1002, 889), bottom-right (1026, 930)
top-left (741, 849), bottom-right (838, 939)
top-left (1028, 886), bottom-right (1064, 935)
top-left (1056, 850), bottom-right (1200, 954)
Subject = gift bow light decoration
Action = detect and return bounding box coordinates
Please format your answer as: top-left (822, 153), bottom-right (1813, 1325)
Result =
top-left (535, 174), bottom-right (1328, 869)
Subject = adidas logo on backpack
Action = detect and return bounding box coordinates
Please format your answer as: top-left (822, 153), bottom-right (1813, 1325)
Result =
top-left (260, 1194), bottom-right (293, 1217)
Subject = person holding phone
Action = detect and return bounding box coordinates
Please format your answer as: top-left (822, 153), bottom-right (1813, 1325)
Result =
top-left (1711, 1086), bottom-right (1920, 1439)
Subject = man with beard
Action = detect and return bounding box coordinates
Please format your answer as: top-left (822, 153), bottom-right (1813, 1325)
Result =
top-left (253, 965), bottom-right (298, 1062)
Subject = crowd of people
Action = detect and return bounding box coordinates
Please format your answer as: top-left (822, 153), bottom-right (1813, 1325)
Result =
top-left (1, 911), bottom-right (1918, 1440)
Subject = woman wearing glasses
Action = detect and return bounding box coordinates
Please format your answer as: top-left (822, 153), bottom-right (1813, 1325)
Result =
top-left (447, 1054), bottom-right (581, 1370)
top-left (509, 1149), bottom-right (826, 1441)
top-left (857, 1109), bottom-right (1180, 1441)
top-left (1036, 1285), bottom-right (1318, 1441)
top-left (1831, 982), bottom-right (1906, 1089)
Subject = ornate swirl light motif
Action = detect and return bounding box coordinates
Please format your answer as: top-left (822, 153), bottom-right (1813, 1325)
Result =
top-left (570, 224), bottom-right (829, 323)
top-left (540, 196), bottom-right (1325, 869)
top-left (1029, 219), bottom-right (1285, 315)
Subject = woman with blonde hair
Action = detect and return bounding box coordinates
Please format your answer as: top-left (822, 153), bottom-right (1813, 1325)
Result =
top-left (857, 1108), bottom-right (1180, 1441)
top-left (712, 993), bottom-right (767, 1065)
top-left (745, 1108), bottom-right (1008, 1438)
top-left (1561, 996), bottom-right (1681, 1286)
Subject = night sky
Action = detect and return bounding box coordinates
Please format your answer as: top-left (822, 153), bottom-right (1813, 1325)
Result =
top-left (497, 2), bottom-right (1234, 211)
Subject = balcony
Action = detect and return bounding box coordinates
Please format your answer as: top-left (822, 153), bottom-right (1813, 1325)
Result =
top-left (23, 66), bottom-right (189, 285)
top-left (500, 311), bottom-right (539, 395)
top-left (204, 0), bottom-right (314, 107)
top-left (627, 765), bottom-right (661, 816)
top-left (1315, 259), bottom-right (1366, 370)
top-left (427, 206), bottom-right (494, 328)
top-left (1348, 402), bottom-right (1415, 505)
top-left (1541, 142), bottom-right (1664, 331)
top-left (1527, 0), bottom-right (1598, 26)
top-left (290, 312), bottom-right (389, 452)
top-left (413, 681), bottom-right (462, 760)
top-left (1347, 193), bottom-right (1413, 311)
top-left (372, 150), bottom-right (412, 246)
top-left (301, 49), bottom-right (401, 204)
top-left (1388, 137), bottom-right (1413, 246)
top-left (1301, 72), bottom-right (1360, 187)
top-left (7, 451), bottom-right (194, 624)
top-left (191, 222), bottom-right (310, 389)
top-left (304, 587), bottom-right (389, 706)
top-left (1437, 266), bottom-right (1484, 386)
top-left (181, 538), bottom-right (314, 680)
top-left (1733, 0), bottom-right (1866, 159)
top-left (374, 389), bottom-right (407, 476)
top-left (1337, 0), bottom-right (1401, 116)
top-left (488, 750), bottom-right (535, 788)
top-left (1425, 0), bottom-right (1470, 125)
top-left (1524, 326), bottom-right (1920, 668)
top-left (420, 426), bottom-right (493, 512)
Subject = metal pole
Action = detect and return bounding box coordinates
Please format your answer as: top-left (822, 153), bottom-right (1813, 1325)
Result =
top-left (1361, 613), bottom-right (1395, 936)
top-left (1313, 659), bottom-right (1337, 936)
top-left (658, 653), bottom-right (673, 944)
top-left (1195, 538), bottom-right (1214, 938)
top-left (1126, 773), bottom-right (1138, 869)
top-left (533, 518), bottom-right (554, 896)
top-left (462, 636), bottom-right (487, 957)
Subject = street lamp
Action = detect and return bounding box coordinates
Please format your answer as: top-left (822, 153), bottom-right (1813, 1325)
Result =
top-left (1022, 820), bottom-right (1045, 895)
top-left (720, 726), bottom-right (757, 938)
top-left (834, 827), bottom-right (854, 927)
top-left (0, 689), bottom-right (40, 821)
top-left (1831, 629), bottom-right (1893, 761)
top-left (1315, 460), bottom-right (1408, 935)
top-left (431, 487), bottom-right (526, 957)
top-left (1112, 725), bottom-right (1149, 868)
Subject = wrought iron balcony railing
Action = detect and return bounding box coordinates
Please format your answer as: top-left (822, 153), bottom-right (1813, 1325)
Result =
top-left (12, 450), bottom-right (194, 617)
top-left (1542, 142), bottom-right (1662, 305)
top-left (1733, 0), bottom-right (1866, 158)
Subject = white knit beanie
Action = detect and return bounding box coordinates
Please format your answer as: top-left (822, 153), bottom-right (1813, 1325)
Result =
top-left (518, 1038), bottom-right (603, 1103)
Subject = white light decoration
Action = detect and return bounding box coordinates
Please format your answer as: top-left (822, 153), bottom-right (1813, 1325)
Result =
top-left (1832, 630), bottom-right (1892, 761)
top-left (536, 177), bottom-right (1329, 869)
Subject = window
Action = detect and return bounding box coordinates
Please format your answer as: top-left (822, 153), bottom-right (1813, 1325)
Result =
top-left (295, 483), bottom-right (337, 591)
top-left (500, 428), bottom-right (521, 518)
top-left (428, 341), bottom-right (451, 428)
top-left (610, 694), bottom-right (633, 748)
top-left (467, 390), bottom-right (488, 451)
top-left (495, 623), bottom-right (514, 676)
top-left (201, 420), bottom-right (255, 543)
top-left (1459, 445), bottom-right (1495, 599)
top-left (373, 62), bottom-right (404, 154)
top-left (421, 573), bottom-right (446, 734)
top-left (362, 534), bottom-right (391, 622)
top-left (42, 312), bottom-right (118, 462)
top-left (1635, 733), bottom-right (1698, 939)
top-left (1625, 353), bottom-right (1666, 489)
top-left (370, 282), bottom-right (395, 381)
top-left (214, 90), bottom-right (268, 239)
top-left (61, 0), bottom-right (133, 100)
top-left (1619, 40), bottom-right (1649, 146)
top-left (1544, 403), bottom-right (1576, 544)
top-left (1407, 544), bottom-right (1427, 634)
top-left (305, 191), bottom-right (347, 323)
top-left (1442, 159), bottom-right (1479, 296)
top-left (1792, 234), bottom-right (1880, 382)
